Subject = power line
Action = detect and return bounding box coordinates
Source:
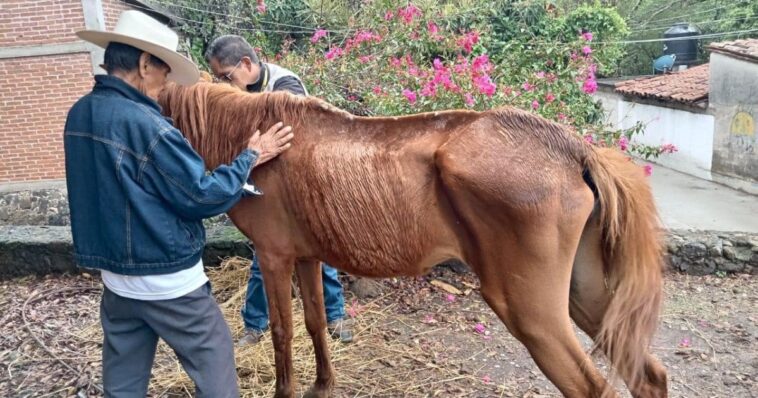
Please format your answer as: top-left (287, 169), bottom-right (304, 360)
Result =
top-left (596, 28), bottom-right (758, 44)
top-left (149, 0), bottom-right (349, 32)
top-left (129, 2), bottom-right (327, 34)
top-left (628, 3), bottom-right (731, 28)
top-left (628, 15), bottom-right (758, 34)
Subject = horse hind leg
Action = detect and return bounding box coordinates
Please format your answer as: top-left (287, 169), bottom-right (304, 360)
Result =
top-left (295, 260), bottom-right (335, 398)
top-left (569, 213), bottom-right (667, 398)
top-left (474, 227), bottom-right (615, 398)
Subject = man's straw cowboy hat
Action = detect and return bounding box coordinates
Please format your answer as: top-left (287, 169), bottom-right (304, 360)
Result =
top-left (77, 10), bottom-right (199, 85)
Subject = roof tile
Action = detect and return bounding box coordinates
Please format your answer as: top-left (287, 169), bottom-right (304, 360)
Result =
top-left (708, 38), bottom-right (758, 63)
top-left (614, 64), bottom-right (709, 105)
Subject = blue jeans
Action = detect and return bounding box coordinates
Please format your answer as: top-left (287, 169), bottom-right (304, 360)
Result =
top-left (242, 254), bottom-right (346, 332)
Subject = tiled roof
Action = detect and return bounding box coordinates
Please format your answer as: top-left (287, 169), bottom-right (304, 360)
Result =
top-left (614, 64), bottom-right (709, 106)
top-left (708, 38), bottom-right (758, 64)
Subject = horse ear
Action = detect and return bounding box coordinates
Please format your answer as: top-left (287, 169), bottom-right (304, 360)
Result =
top-left (199, 70), bottom-right (213, 83)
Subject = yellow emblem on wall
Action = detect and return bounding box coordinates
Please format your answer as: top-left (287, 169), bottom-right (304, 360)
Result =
top-left (730, 111), bottom-right (755, 136)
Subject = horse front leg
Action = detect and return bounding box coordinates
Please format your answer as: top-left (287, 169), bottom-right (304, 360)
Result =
top-left (258, 251), bottom-right (296, 398)
top-left (296, 260), bottom-right (335, 397)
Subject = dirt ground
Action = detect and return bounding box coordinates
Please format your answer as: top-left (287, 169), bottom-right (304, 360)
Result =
top-left (0, 264), bottom-right (755, 397)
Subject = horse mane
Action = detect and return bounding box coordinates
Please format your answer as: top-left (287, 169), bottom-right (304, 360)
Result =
top-left (159, 82), bottom-right (588, 171)
top-left (159, 82), bottom-right (349, 169)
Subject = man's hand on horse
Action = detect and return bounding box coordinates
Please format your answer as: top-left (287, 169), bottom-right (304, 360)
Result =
top-left (248, 122), bottom-right (294, 166)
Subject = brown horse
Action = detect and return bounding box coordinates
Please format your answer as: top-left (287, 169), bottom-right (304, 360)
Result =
top-left (158, 82), bottom-right (667, 398)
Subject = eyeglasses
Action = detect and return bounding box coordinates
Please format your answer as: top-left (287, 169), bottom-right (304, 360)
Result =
top-left (215, 59), bottom-right (242, 83)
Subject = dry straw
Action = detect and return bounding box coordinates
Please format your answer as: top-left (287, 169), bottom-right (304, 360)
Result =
top-left (70, 257), bottom-right (473, 396)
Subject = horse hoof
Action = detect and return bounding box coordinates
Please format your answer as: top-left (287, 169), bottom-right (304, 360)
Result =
top-left (303, 385), bottom-right (332, 398)
top-left (273, 389), bottom-right (294, 398)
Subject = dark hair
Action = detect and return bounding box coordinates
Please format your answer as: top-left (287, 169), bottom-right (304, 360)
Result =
top-left (103, 42), bottom-right (169, 74)
top-left (205, 35), bottom-right (259, 67)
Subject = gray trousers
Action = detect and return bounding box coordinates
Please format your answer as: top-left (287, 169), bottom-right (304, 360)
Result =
top-left (100, 283), bottom-right (239, 397)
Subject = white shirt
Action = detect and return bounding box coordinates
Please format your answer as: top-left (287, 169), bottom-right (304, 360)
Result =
top-left (101, 259), bottom-right (208, 301)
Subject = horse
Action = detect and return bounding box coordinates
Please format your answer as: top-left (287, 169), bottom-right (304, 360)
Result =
top-left (158, 82), bottom-right (668, 398)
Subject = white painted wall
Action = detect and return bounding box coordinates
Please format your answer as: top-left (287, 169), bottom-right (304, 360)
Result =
top-left (594, 91), bottom-right (715, 180)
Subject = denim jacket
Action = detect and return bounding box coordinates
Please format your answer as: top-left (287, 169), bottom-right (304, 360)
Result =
top-left (64, 75), bottom-right (256, 275)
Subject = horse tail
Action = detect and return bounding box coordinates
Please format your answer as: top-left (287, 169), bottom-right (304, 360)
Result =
top-left (583, 147), bottom-right (664, 391)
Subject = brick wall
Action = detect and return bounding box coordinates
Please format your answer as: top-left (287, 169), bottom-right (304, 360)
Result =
top-left (0, 53), bottom-right (94, 182)
top-left (102, 0), bottom-right (135, 30)
top-left (0, 0), bottom-right (86, 47)
top-left (0, 0), bottom-right (141, 184)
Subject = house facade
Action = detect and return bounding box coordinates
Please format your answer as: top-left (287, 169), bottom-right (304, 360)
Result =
top-left (0, 0), bottom-right (170, 184)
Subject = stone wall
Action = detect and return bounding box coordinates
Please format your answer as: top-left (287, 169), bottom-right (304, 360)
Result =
top-left (1, 190), bottom-right (755, 278)
top-left (1, 224), bottom-right (755, 279)
top-left (666, 230), bottom-right (757, 275)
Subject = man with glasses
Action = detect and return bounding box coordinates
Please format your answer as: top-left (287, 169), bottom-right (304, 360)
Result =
top-left (66, 12), bottom-right (294, 397)
top-left (205, 35), bottom-right (353, 347)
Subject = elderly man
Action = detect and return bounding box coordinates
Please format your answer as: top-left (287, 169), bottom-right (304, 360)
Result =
top-left (65, 11), bottom-right (293, 397)
top-left (205, 35), bottom-right (353, 346)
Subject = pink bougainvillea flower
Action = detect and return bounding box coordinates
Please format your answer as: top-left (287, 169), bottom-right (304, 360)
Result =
top-left (432, 58), bottom-right (444, 71)
top-left (545, 92), bottom-right (555, 103)
top-left (472, 54), bottom-right (491, 74)
top-left (256, 0), bottom-right (267, 14)
top-left (546, 73), bottom-right (557, 84)
top-left (570, 52), bottom-right (578, 61)
top-left (384, 10), bottom-right (394, 20)
top-left (372, 85), bottom-right (383, 95)
top-left (679, 337), bottom-right (691, 348)
top-left (398, 4), bottom-right (422, 24)
top-left (389, 56), bottom-right (403, 68)
top-left (582, 78), bottom-right (598, 94)
top-left (532, 100), bottom-right (540, 110)
top-left (582, 45), bottom-right (592, 56)
top-left (618, 136), bottom-right (629, 151)
top-left (535, 71), bottom-right (546, 79)
top-left (584, 134), bottom-right (595, 144)
top-left (358, 55), bottom-right (372, 63)
top-left (310, 29), bottom-right (327, 43)
top-left (501, 86), bottom-right (512, 96)
top-left (325, 47), bottom-right (343, 60)
top-left (582, 31), bottom-right (594, 42)
top-left (454, 58), bottom-right (470, 75)
top-left (464, 93), bottom-right (475, 107)
top-left (354, 30), bottom-right (382, 45)
top-left (661, 143), bottom-right (678, 153)
top-left (433, 70), bottom-right (452, 87)
top-left (644, 164), bottom-right (653, 176)
top-left (522, 82), bottom-right (534, 92)
top-left (457, 31), bottom-right (480, 53)
top-left (346, 300), bottom-right (364, 317)
top-left (402, 89), bottom-right (417, 104)
top-left (408, 65), bottom-right (421, 77)
top-left (482, 375), bottom-right (491, 384)
top-left (473, 75), bottom-right (496, 96)
top-left (445, 294), bottom-right (456, 302)
top-left (422, 314), bottom-right (437, 324)
top-left (420, 82), bottom-right (437, 97)
top-left (426, 21), bottom-right (443, 41)
top-left (474, 323), bottom-right (486, 334)
top-left (558, 113), bottom-right (567, 121)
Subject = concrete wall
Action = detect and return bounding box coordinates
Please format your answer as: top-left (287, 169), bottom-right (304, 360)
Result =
top-left (709, 53), bottom-right (758, 192)
top-left (594, 88), bottom-right (715, 179)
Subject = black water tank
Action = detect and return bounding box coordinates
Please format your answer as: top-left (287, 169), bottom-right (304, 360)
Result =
top-left (663, 23), bottom-right (700, 65)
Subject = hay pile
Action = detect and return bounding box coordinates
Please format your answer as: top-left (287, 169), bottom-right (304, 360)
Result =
top-left (67, 257), bottom-right (471, 397)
